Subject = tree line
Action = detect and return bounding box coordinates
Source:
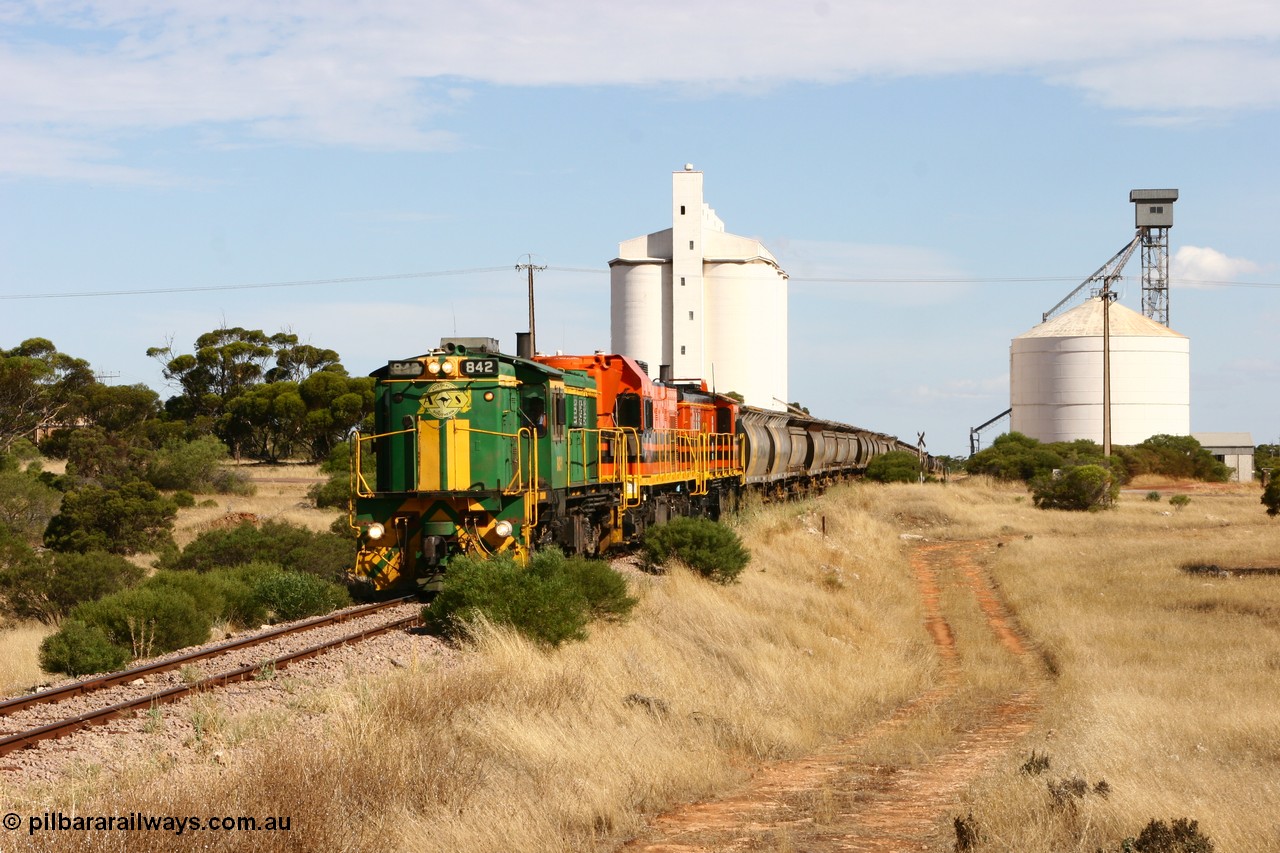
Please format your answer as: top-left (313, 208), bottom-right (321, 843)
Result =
top-left (0, 326), bottom-right (374, 675)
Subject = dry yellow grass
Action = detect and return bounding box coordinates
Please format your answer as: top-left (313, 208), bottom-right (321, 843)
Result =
top-left (4, 479), bottom-right (1278, 852)
top-left (171, 463), bottom-right (335, 546)
top-left (872, 481), bottom-right (1280, 852)
top-left (0, 621), bottom-right (56, 693)
top-left (0, 486), bottom-right (935, 852)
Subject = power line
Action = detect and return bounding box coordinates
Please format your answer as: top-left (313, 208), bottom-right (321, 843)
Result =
top-left (0, 267), bottom-right (512, 301)
top-left (3, 266), bottom-right (1278, 301)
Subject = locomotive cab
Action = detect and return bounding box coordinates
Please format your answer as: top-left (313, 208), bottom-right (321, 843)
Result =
top-left (349, 341), bottom-right (597, 594)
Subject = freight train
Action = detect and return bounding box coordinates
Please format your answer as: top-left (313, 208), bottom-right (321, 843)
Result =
top-left (348, 337), bottom-right (938, 594)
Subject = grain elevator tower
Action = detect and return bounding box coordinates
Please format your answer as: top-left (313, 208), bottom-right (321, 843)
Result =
top-left (610, 166), bottom-right (789, 410)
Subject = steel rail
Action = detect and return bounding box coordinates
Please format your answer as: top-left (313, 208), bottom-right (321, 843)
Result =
top-left (0, 612), bottom-right (420, 757)
top-left (0, 596), bottom-right (416, 718)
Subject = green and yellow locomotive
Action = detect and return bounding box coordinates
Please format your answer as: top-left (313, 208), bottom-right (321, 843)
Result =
top-left (351, 338), bottom-right (608, 593)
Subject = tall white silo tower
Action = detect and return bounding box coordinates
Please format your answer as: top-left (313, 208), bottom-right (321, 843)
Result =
top-left (1010, 297), bottom-right (1190, 445)
top-left (610, 166), bottom-right (789, 410)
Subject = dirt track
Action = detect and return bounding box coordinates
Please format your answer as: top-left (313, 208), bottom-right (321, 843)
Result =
top-left (622, 540), bottom-right (1042, 852)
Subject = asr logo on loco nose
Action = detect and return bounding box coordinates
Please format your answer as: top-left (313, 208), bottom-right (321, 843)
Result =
top-left (419, 382), bottom-right (472, 419)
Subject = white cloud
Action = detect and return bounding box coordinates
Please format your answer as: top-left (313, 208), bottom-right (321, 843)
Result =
top-left (1172, 245), bottom-right (1262, 287)
top-left (4, 0), bottom-right (1280, 179)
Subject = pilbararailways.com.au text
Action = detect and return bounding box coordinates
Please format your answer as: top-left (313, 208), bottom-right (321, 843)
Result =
top-left (7, 811), bottom-right (292, 836)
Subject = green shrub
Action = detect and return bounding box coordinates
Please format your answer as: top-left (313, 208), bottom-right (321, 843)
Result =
top-left (146, 435), bottom-right (230, 492)
top-left (70, 585), bottom-right (211, 658)
top-left (143, 567), bottom-right (272, 628)
top-left (38, 620), bottom-right (129, 676)
top-left (308, 476), bottom-right (349, 509)
top-left (865, 450), bottom-right (922, 484)
top-left (162, 519), bottom-right (350, 578)
top-left (965, 432), bottom-right (1065, 481)
top-left (1030, 465), bottom-right (1119, 512)
top-left (1125, 817), bottom-right (1215, 852)
top-left (1145, 491), bottom-right (1162, 502)
top-left (1115, 435), bottom-right (1230, 483)
top-left (172, 490), bottom-right (196, 508)
top-left (530, 549), bottom-right (636, 622)
top-left (0, 469), bottom-right (62, 543)
top-left (64, 426), bottom-right (155, 486)
top-left (424, 551), bottom-right (633, 647)
top-left (641, 516), bottom-right (750, 584)
top-left (211, 466), bottom-right (256, 496)
top-left (44, 480), bottom-right (178, 555)
top-left (251, 569), bottom-right (349, 621)
top-left (1263, 478), bottom-right (1280, 518)
top-left (311, 440), bottom-right (372, 509)
top-left (0, 549), bottom-right (146, 624)
top-left (424, 554), bottom-right (590, 647)
top-left (1169, 494), bottom-right (1191, 510)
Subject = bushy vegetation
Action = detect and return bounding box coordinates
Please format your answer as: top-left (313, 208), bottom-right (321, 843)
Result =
top-left (147, 328), bottom-right (374, 462)
top-left (966, 432), bottom-right (1095, 482)
top-left (69, 584), bottom-right (210, 658)
top-left (0, 330), bottom-right (369, 678)
top-left (0, 547), bottom-right (145, 624)
top-left (968, 432), bottom-right (1229, 490)
top-left (43, 480), bottom-right (178, 554)
top-left (1113, 818), bottom-right (1215, 853)
top-left (1113, 435), bottom-right (1230, 482)
top-left (1030, 464), bottom-right (1119, 511)
top-left (147, 434), bottom-right (253, 494)
top-left (37, 563), bottom-right (350, 674)
top-left (1256, 443), bottom-right (1279, 479)
top-left (1263, 477), bottom-right (1280, 518)
top-left (308, 439), bottom-right (374, 509)
top-left (161, 519), bottom-right (352, 579)
top-left (37, 620), bottom-right (130, 677)
top-left (641, 516), bottom-right (751, 584)
top-left (865, 450), bottom-right (922, 483)
top-left (423, 549), bottom-right (636, 647)
top-left (0, 466), bottom-right (61, 542)
top-left (251, 569), bottom-right (350, 621)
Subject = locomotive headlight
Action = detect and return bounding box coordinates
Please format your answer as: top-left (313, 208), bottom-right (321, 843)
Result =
top-left (441, 361), bottom-right (455, 375)
top-left (427, 362), bottom-right (441, 375)
top-left (493, 520), bottom-right (513, 539)
top-left (365, 522), bottom-right (385, 541)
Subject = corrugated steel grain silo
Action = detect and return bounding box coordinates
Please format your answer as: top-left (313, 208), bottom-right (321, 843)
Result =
top-left (1010, 297), bottom-right (1189, 445)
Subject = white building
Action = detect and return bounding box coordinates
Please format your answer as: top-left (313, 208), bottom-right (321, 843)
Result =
top-left (1192, 432), bottom-right (1254, 483)
top-left (609, 166), bottom-right (788, 411)
top-left (1010, 297), bottom-right (1190, 445)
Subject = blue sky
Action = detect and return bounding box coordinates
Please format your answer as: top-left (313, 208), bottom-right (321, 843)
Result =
top-left (1, 1), bottom-right (1277, 457)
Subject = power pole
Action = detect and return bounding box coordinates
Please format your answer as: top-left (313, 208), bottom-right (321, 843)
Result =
top-left (515, 256), bottom-right (546, 356)
top-left (1102, 288), bottom-right (1113, 457)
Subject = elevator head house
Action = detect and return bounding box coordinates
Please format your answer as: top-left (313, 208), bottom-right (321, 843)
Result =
top-left (1130, 189), bottom-right (1178, 228)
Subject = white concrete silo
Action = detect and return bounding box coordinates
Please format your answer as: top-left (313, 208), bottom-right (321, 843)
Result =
top-left (1010, 296), bottom-right (1189, 445)
top-left (609, 166), bottom-right (789, 410)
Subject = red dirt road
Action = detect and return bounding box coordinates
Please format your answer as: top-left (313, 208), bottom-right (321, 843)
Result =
top-left (621, 540), bottom-right (1042, 852)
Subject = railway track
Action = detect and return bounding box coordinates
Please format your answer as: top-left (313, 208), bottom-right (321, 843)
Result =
top-left (0, 597), bottom-right (421, 758)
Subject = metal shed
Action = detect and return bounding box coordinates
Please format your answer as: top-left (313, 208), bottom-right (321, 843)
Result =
top-left (1192, 432), bottom-right (1255, 483)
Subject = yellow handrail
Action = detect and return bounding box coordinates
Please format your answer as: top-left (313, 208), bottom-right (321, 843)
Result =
top-left (352, 419), bottom-right (743, 516)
